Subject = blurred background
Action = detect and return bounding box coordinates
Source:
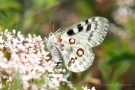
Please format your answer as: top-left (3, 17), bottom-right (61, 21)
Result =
top-left (0, 0), bottom-right (135, 90)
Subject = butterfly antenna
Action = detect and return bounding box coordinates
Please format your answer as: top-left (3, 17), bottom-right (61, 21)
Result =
top-left (52, 21), bottom-right (55, 33)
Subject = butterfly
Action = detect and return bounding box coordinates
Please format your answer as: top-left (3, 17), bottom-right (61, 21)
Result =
top-left (46, 17), bottom-right (109, 72)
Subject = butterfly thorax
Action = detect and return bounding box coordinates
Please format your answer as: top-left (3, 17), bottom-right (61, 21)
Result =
top-left (47, 32), bottom-right (63, 64)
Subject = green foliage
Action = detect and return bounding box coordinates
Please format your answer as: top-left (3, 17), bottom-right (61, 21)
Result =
top-left (75, 0), bottom-right (95, 17)
top-left (0, 0), bottom-right (21, 30)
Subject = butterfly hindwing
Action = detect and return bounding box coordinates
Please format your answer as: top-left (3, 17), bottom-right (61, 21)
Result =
top-left (59, 39), bottom-right (95, 72)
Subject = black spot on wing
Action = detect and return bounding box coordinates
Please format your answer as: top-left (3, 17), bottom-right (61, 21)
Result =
top-left (88, 31), bottom-right (94, 40)
top-left (94, 21), bottom-right (98, 30)
top-left (77, 24), bottom-right (83, 32)
top-left (91, 17), bottom-right (95, 21)
top-left (86, 24), bottom-right (91, 32)
top-left (84, 19), bottom-right (89, 24)
top-left (67, 29), bottom-right (75, 35)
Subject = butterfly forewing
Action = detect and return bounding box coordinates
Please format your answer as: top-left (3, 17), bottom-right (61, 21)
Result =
top-left (55, 17), bottom-right (109, 47)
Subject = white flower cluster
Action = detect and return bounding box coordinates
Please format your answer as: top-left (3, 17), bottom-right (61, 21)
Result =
top-left (82, 86), bottom-right (96, 90)
top-left (112, 6), bottom-right (135, 25)
top-left (0, 29), bottom-right (75, 90)
top-left (117, 0), bottom-right (135, 7)
top-left (112, 0), bottom-right (135, 25)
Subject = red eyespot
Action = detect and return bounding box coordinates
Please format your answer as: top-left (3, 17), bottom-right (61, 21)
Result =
top-left (56, 35), bottom-right (62, 42)
top-left (69, 38), bottom-right (76, 44)
top-left (68, 58), bottom-right (75, 67)
top-left (76, 48), bottom-right (84, 57)
top-left (70, 58), bottom-right (75, 63)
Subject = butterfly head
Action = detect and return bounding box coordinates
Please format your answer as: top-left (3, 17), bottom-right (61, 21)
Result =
top-left (48, 32), bottom-right (53, 37)
top-left (48, 32), bottom-right (57, 43)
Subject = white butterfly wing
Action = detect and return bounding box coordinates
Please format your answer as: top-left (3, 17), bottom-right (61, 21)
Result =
top-left (54, 17), bottom-right (109, 72)
top-left (55, 17), bottom-right (109, 47)
top-left (59, 38), bottom-right (95, 72)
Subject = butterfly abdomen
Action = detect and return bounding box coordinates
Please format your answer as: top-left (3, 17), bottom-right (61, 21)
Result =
top-left (49, 46), bottom-right (63, 64)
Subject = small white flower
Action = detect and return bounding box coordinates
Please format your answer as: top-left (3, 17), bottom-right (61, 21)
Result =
top-left (82, 86), bottom-right (96, 90)
top-left (112, 6), bottom-right (135, 25)
top-left (0, 83), bottom-right (2, 89)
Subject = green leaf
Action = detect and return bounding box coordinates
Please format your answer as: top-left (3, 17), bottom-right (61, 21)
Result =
top-left (111, 61), bottom-right (130, 81)
top-left (98, 61), bottom-right (110, 82)
top-left (0, 1), bottom-right (21, 10)
top-left (108, 81), bottom-right (122, 90)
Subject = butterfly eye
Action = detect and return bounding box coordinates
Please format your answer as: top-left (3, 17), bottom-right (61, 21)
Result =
top-left (49, 33), bottom-right (52, 36)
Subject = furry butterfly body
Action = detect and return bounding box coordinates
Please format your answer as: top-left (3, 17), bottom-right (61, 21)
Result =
top-left (46, 17), bottom-right (109, 72)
